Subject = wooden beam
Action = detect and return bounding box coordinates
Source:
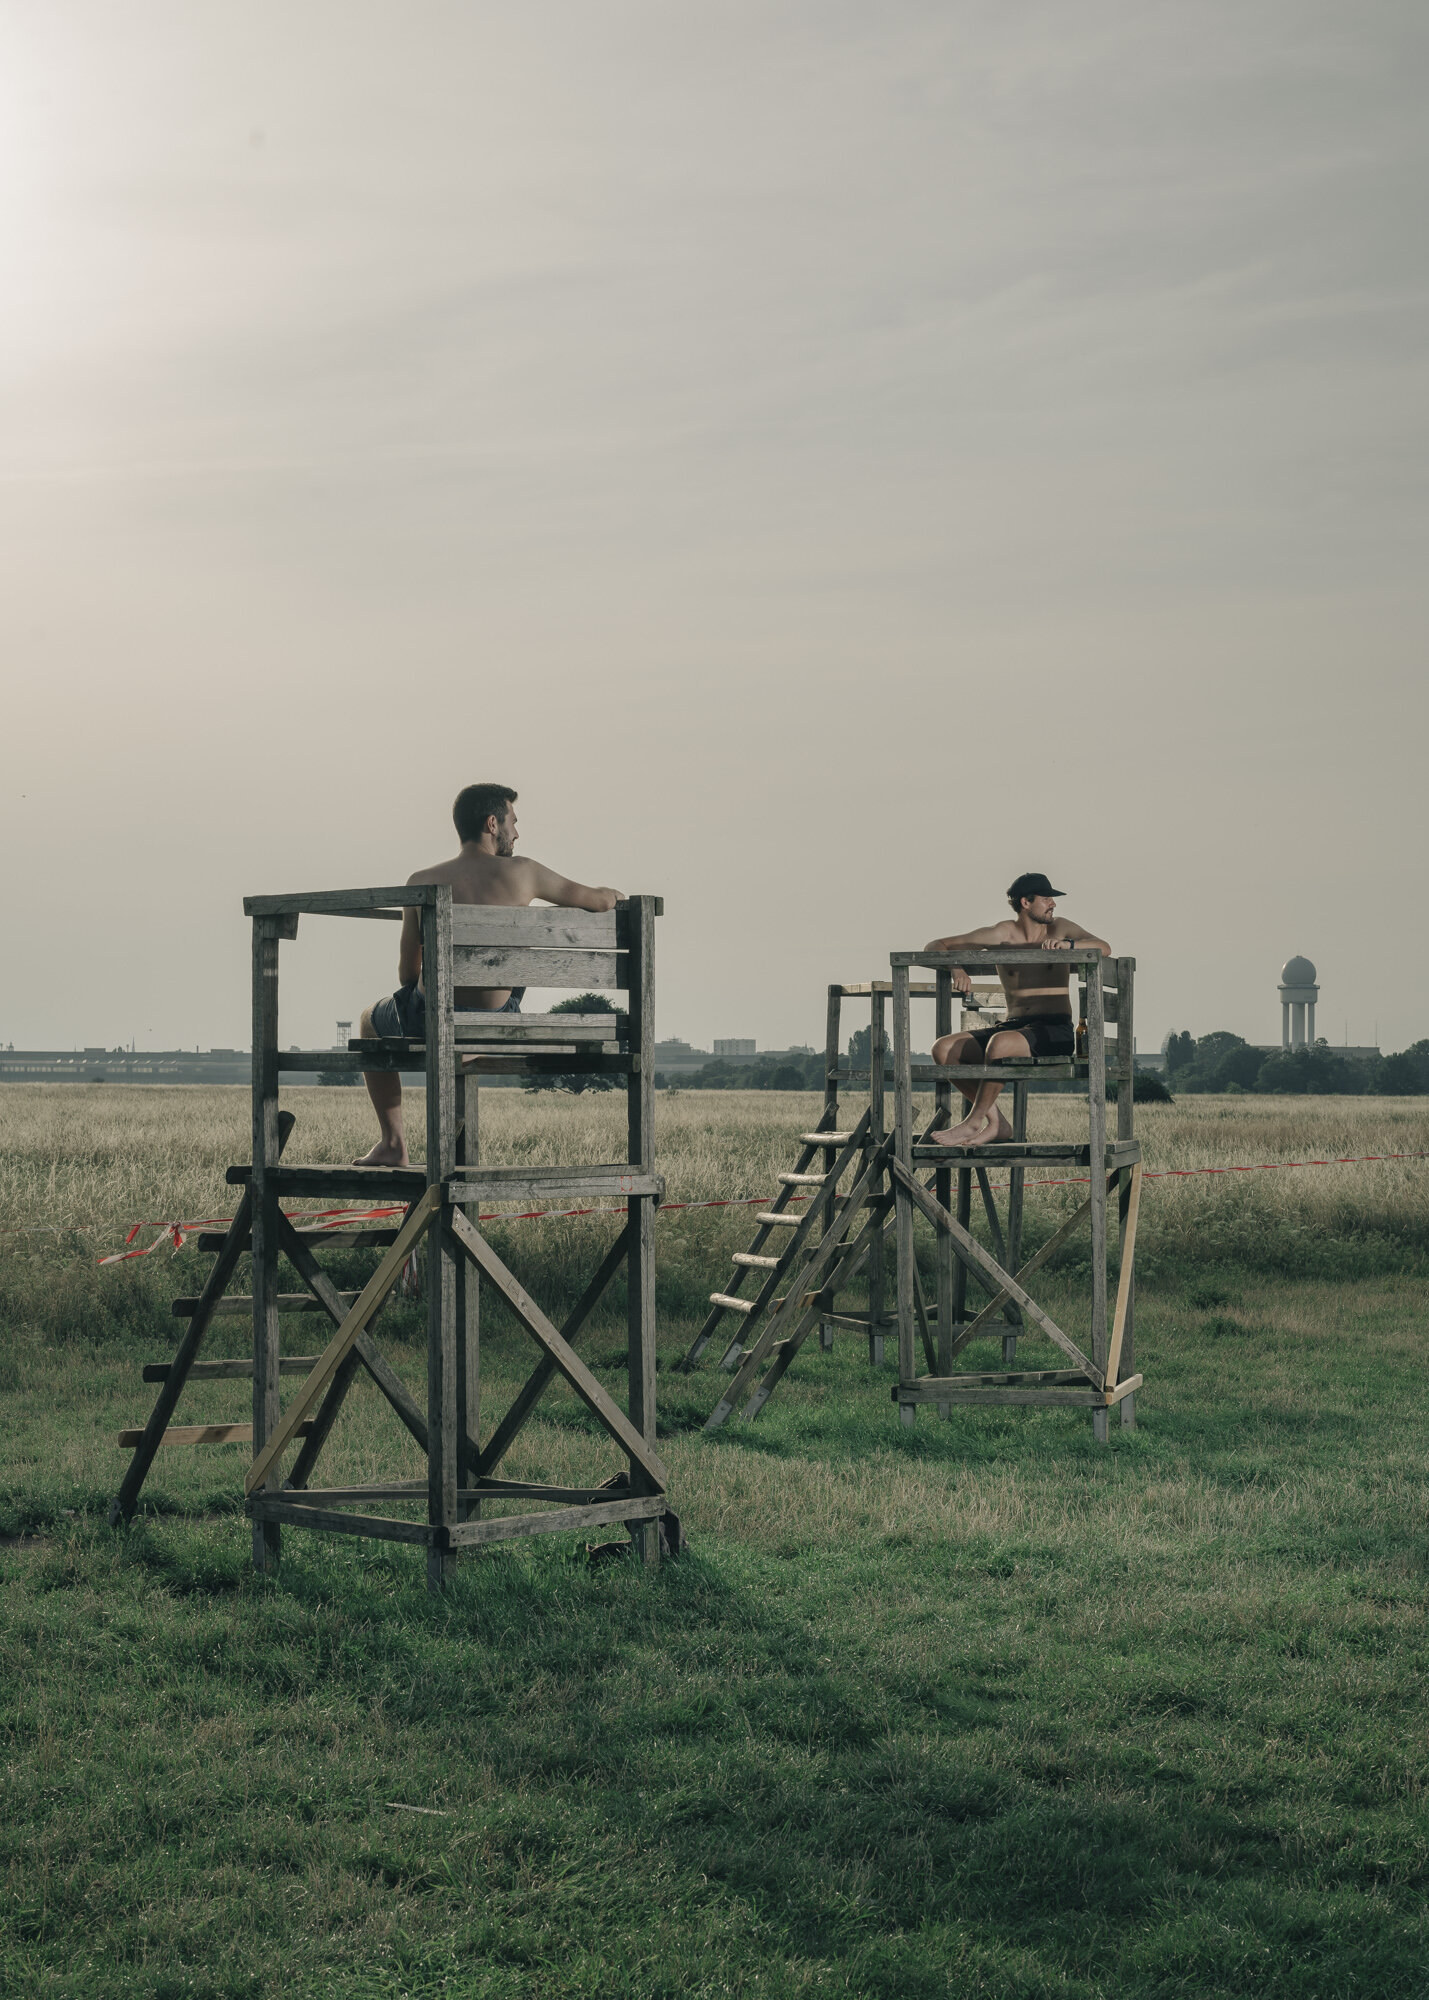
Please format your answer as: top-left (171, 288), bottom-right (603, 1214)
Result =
top-left (446, 1494), bottom-right (663, 1549)
top-left (119, 1422), bottom-right (315, 1448)
top-left (1105, 1163), bottom-right (1141, 1388)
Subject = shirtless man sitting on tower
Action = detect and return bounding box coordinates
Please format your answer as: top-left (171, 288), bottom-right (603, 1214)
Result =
top-left (925, 871), bottom-right (1111, 1149)
top-left (355, 783), bottom-right (624, 1167)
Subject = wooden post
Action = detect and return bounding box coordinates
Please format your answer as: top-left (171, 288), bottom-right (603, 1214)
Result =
top-left (455, 1067), bottom-right (480, 1516)
top-left (934, 970), bottom-right (954, 1419)
top-left (892, 963), bottom-right (916, 1422)
top-left (867, 989), bottom-right (887, 1365)
top-left (1085, 962), bottom-right (1109, 1442)
top-left (1004, 1082), bottom-right (1028, 1366)
top-left (251, 917), bottom-right (283, 1574)
top-left (424, 889), bottom-right (459, 1590)
top-left (625, 897), bottom-right (660, 1564)
top-left (1115, 958), bottom-right (1137, 1430)
top-left (818, 984), bottom-right (843, 1348)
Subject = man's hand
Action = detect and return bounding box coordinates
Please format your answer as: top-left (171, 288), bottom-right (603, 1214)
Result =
top-left (1041, 936), bottom-right (1073, 951)
top-left (952, 967), bottom-right (972, 995)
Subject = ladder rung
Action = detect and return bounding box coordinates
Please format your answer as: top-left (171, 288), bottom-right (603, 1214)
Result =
top-left (710, 1293), bottom-right (754, 1313)
top-left (779, 1173), bottom-right (827, 1187)
top-left (755, 1212), bottom-right (801, 1226)
top-left (799, 1131), bottom-right (853, 1146)
top-left (732, 1253), bottom-right (781, 1269)
top-left (737, 1340), bottom-right (790, 1363)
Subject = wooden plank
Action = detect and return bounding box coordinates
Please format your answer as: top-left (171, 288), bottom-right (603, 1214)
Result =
top-left (475, 1224), bottom-right (630, 1478)
top-left (451, 946), bottom-right (627, 991)
top-left (1086, 962), bottom-right (1109, 1380)
top-left (278, 1483), bottom-right (426, 1502)
top-left (444, 1171), bottom-right (662, 1204)
top-left (892, 966), bottom-right (916, 1392)
top-left (890, 1159), bottom-right (1101, 1384)
top-left (451, 1013), bottom-right (626, 1039)
top-left (243, 1188), bottom-right (441, 1496)
top-left (623, 894), bottom-right (659, 1562)
top-left (144, 1355), bottom-right (322, 1380)
top-left (923, 1369), bottom-right (1091, 1388)
top-left (250, 919), bottom-right (284, 1572)
top-left (449, 906), bottom-right (619, 948)
top-left (895, 1385), bottom-right (1109, 1408)
top-left (172, 1295), bottom-right (357, 1319)
top-left (1105, 1163), bottom-right (1141, 1388)
top-left (425, 892), bottom-right (459, 1589)
top-left (247, 1498), bottom-right (434, 1544)
top-left (447, 1208), bottom-right (667, 1490)
top-left (119, 1422), bottom-right (314, 1448)
top-left (891, 948), bottom-right (1104, 969)
top-left (910, 1141), bottom-right (1141, 1165)
top-left (194, 1226), bottom-right (399, 1254)
top-left (1106, 1373), bottom-right (1142, 1406)
top-left (230, 1163), bottom-right (427, 1197)
top-left (446, 1494), bottom-right (663, 1549)
top-left (1114, 957), bottom-right (1137, 1412)
top-left (244, 886), bottom-right (439, 917)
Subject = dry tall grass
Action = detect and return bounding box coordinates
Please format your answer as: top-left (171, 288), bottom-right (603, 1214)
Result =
top-left (2, 1082), bottom-right (1425, 1274)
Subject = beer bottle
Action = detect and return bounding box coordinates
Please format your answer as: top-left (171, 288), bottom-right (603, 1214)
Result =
top-left (1075, 1018), bottom-right (1088, 1060)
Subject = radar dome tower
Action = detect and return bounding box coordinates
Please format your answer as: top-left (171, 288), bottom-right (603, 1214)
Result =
top-left (1278, 957), bottom-right (1318, 1049)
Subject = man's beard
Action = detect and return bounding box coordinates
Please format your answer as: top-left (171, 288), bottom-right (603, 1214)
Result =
top-left (496, 829), bottom-right (516, 858)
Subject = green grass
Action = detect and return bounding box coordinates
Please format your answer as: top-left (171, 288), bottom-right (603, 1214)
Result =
top-left (2, 1089), bottom-right (1428, 1996)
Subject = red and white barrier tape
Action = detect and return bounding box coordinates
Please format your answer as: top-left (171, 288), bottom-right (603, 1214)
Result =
top-left (83, 1147), bottom-right (1429, 1264)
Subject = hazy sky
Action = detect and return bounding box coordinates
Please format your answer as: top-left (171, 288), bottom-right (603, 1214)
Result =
top-left (3, 2), bottom-right (1425, 1058)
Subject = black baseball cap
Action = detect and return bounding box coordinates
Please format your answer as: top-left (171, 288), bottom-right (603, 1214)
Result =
top-left (1007, 871), bottom-right (1065, 905)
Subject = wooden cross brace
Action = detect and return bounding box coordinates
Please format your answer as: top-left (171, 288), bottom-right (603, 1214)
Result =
top-left (243, 1192), bottom-right (665, 1500)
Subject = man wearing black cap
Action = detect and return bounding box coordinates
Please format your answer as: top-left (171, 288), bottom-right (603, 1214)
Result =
top-left (924, 873), bottom-right (1110, 1148)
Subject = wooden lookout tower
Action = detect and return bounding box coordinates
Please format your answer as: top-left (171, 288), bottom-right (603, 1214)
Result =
top-left (688, 952), bottom-right (1142, 1438)
top-left (112, 887), bottom-right (674, 1590)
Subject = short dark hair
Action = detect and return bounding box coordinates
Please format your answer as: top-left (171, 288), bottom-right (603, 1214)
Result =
top-left (453, 784), bottom-right (516, 844)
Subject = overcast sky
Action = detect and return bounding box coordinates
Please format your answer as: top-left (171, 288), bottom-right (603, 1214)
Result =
top-left (2, 2), bottom-right (1425, 1058)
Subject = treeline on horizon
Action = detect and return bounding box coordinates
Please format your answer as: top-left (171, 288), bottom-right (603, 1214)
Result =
top-left (1163, 1031), bottom-right (1429, 1097)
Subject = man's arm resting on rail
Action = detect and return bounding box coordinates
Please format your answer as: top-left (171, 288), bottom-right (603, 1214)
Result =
top-left (526, 860), bottom-right (625, 913)
top-left (1044, 922), bottom-right (1111, 957)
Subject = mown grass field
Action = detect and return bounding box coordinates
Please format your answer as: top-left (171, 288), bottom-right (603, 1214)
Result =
top-left (2, 1084), bottom-right (1428, 1999)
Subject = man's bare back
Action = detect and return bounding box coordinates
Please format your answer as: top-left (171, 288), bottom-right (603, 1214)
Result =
top-left (356, 786), bottom-right (624, 1165)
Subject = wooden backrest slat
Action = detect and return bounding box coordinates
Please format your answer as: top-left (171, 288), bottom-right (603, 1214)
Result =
top-left (451, 946), bottom-right (628, 992)
top-left (449, 906), bottom-right (619, 949)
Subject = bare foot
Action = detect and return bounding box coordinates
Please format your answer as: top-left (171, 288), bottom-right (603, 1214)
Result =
top-left (352, 1140), bottom-right (410, 1167)
top-left (931, 1111), bottom-right (997, 1149)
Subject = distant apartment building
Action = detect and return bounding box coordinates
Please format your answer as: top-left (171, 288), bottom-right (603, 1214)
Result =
top-left (713, 1038), bottom-right (756, 1058)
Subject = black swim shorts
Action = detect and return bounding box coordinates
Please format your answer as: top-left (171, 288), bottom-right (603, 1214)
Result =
top-left (966, 1013), bottom-right (1075, 1061)
top-left (370, 982), bottom-right (525, 1039)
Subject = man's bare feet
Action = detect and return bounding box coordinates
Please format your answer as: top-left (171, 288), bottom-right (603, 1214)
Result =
top-left (930, 1105), bottom-right (1013, 1148)
top-left (352, 1140), bottom-right (410, 1167)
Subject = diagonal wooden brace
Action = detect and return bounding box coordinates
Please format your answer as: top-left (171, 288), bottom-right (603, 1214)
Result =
top-left (891, 1157), bottom-right (1102, 1386)
top-left (476, 1223), bottom-right (631, 1479)
top-left (245, 1186), bottom-right (441, 1496)
top-left (945, 1173), bottom-right (1116, 1362)
top-left (276, 1212), bottom-right (430, 1459)
top-left (447, 1208), bottom-right (667, 1491)
top-left (1105, 1163), bottom-right (1141, 1388)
